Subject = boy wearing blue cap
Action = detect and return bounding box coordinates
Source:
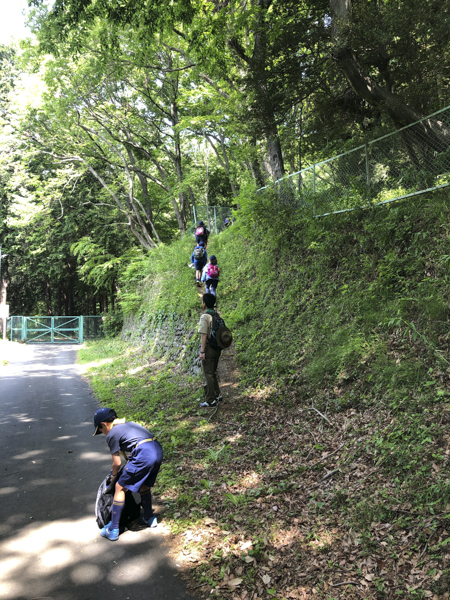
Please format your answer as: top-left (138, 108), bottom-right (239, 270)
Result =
top-left (93, 407), bottom-right (163, 541)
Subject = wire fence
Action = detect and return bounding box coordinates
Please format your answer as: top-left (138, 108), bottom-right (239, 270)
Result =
top-left (258, 105), bottom-right (450, 217)
top-left (190, 206), bottom-right (234, 234)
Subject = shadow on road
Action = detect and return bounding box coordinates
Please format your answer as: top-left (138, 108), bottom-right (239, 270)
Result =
top-left (0, 344), bottom-right (194, 600)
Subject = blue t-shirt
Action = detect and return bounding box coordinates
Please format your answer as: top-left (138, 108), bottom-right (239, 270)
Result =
top-left (106, 422), bottom-right (154, 454)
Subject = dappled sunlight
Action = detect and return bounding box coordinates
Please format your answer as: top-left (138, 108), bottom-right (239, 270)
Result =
top-left (0, 516), bottom-right (168, 598)
top-left (13, 449), bottom-right (45, 460)
top-left (307, 528), bottom-right (337, 551)
top-left (78, 450), bottom-right (112, 462)
top-left (77, 357), bottom-right (114, 374)
top-left (0, 341), bottom-right (31, 363)
top-left (70, 563), bottom-right (102, 584)
top-left (127, 363), bottom-right (153, 374)
top-left (236, 470), bottom-right (262, 490)
top-left (0, 487), bottom-right (18, 495)
top-left (225, 433), bottom-right (242, 443)
top-left (192, 422), bottom-right (216, 434)
top-left (12, 413), bottom-right (37, 424)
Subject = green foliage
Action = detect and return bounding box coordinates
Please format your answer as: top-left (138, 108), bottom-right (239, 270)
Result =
top-left (209, 191), bottom-right (450, 410)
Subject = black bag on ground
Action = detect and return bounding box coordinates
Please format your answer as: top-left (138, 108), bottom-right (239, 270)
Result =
top-left (95, 467), bottom-right (141, 532)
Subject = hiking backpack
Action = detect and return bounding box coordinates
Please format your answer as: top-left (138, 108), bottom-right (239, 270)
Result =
top-left (209, 312), bottom-right (226, 350)
top-left (207, 264), bottom-right (220, 278)
top-left (195, 226), bottom-right (204, 236)
top-left (193, 247), bottom-right (205, 260)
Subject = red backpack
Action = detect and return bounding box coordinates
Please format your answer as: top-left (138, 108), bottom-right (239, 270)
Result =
top-left (207, 264), bottom-right (220, 278)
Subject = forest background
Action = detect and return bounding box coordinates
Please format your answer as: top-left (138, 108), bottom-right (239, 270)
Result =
top-left (1, 0), bottom-right (450, 319)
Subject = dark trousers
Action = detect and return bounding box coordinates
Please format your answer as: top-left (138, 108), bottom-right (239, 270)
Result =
top-left (202, 344), bottom-right (221, 403)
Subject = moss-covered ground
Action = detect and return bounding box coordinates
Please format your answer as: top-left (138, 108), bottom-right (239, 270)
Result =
top-left (78, 191), bottom-right (450, 600)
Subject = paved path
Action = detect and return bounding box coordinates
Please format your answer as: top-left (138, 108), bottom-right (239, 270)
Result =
top-left (0, 343), bottom-right (195, 600)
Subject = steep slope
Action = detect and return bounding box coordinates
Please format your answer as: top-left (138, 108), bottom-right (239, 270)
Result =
top-left (79, 190), bottom-right (450, 600)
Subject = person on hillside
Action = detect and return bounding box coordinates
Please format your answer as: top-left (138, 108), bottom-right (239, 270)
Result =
top-left (198, 293), bottom-right (232, 408)
top-left (191, 241), bottom-right (207, 286)
top-left (201, 255), bottom-right (220, 298)
top-left (93, 407), bottom-right (163, 541)
top-left (195, 221), bottom-right (210, 245)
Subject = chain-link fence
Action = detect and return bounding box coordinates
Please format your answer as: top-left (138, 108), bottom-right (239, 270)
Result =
top-left (259, 105), bottom-right (450, 217)
top-left (190, 206), bottom-right (234, 234)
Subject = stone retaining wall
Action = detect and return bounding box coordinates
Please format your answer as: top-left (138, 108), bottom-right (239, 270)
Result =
top-left (121, 312), bottom-right (203, 376)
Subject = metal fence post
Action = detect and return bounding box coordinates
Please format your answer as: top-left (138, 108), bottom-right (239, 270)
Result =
top-left (79, 316), bottom-right (84, 344)
top-left (23, 316), bottom-right (26, 343)
top-left (193, 205), bottom-right (197, 224)
top-left (365, 143), bottom-right (371, 199)
top-left (51, 317), bottom-right (54, 343)
top-left (214, 207), bottom-right (217, 234)
top-left (313, 164), bottom-right (316, 217)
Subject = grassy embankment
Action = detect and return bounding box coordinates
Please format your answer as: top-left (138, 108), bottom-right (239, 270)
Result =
top-left (78, 191), bottom-right (450, 600)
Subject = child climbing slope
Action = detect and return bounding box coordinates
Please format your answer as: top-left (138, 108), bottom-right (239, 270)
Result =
top-left (201, 255), bottom-right (220, 297)
top-left (191, 241), bottom-right (207, 286)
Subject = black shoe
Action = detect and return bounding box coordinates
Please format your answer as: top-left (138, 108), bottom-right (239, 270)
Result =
top-left (215, 394), bottom-right (223, 403)
top-left (200, 399), bottom-right (218, 407)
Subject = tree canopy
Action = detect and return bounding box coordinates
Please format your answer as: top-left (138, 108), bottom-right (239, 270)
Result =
top-left (1, 0), bottom-right (450, 315)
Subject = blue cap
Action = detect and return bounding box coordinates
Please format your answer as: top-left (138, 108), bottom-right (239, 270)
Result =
top-left (93, 407), bottom-right (116, 436)
top-left (198, 241), bottom-right (205, 247)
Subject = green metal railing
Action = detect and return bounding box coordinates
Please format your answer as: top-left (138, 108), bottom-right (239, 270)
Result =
top-left (8, 316), bottom-right (104, 343)
top-left (258, 105), bottom-right (450, 217)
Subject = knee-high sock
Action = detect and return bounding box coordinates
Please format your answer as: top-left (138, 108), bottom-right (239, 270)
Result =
top-left (110, 500), bottom-right (125, 530)
top-left (140, 489), bottom-right (153, 520)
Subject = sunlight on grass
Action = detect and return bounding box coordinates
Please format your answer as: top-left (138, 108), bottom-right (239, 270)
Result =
top-left (307, 528), bottom-right (337, 551)
top-left (126, 360), bottom-right (164, 375)
top-left (77, 357), bottom-right (113, 374)
top-left (225, 433), bottom-right (242, 443)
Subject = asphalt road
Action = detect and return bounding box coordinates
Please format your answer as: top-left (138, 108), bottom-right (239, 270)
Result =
top-left (0, 343), bottom-right (195, 600)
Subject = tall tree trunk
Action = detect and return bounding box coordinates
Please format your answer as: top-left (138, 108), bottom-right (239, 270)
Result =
top-left (64, 289), bottom-right (69, 316)
top-left (57, 286), bottom-right (62, 315)
top-left (0, 278), bottom-right (7, 305)
top-left (248, 137), bottom-right (266, 188)
top-left (69, 290), bottom-right (74, 316)
top-left (172, 125), bottom-right (187, 231)
top-left (45, 282), bottom-right (53, 316)
top-left (228, 0), bottom-right (286, 183)
top-left (266, 123), bottom-right (285, 181)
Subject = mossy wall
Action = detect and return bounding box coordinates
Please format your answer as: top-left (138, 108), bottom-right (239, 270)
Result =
top-left (122, 311), bottom-right (202, 376)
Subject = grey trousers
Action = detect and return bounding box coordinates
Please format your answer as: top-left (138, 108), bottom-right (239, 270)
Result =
top-left (202, 345), bottom-right (222, 403)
